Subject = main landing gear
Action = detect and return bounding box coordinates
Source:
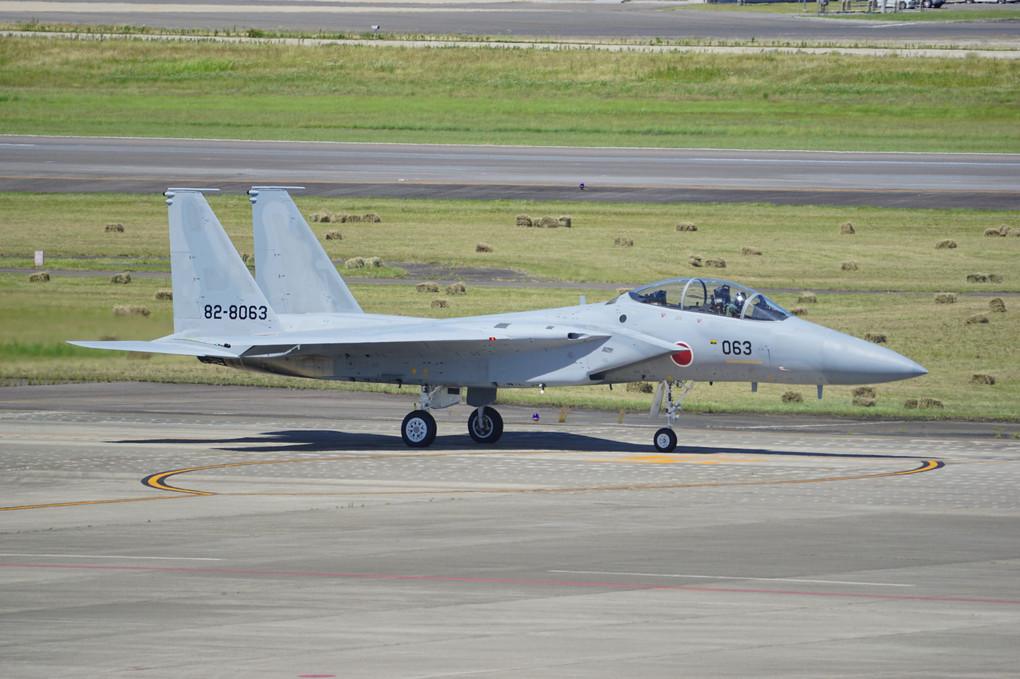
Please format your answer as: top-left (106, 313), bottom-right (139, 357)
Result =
top-left (400, 386), bottom-right (504, 448)
top-left (651, 379), bottom-right (696, 453)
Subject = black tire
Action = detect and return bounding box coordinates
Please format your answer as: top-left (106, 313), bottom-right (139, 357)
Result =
top-left (402, 410), bottom-right (437, 448)
top-left (653, 427), bottom-right (678, 453)
top-left (468, 406), bottom-right (503, 444)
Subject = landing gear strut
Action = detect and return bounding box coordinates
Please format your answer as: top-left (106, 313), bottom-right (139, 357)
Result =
top-left (400, 385), bottom-right (503, 448)
top-left (650, 379), bottom-right (696, 452)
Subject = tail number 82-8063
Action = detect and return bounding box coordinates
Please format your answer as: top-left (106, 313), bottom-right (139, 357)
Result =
top-left (204, 304), bottom-right (268, 320)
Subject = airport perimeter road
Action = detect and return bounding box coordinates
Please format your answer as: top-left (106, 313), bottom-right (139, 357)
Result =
top-left (2, 382), bottom-right (1019, 677)
top-left (3, 136), bottom-right (1018, 209)
top-left (1, 0), bottom-right (1019, 44)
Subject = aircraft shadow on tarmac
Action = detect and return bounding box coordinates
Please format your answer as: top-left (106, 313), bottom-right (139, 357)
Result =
top-left (115, 428), bottom-right (932, 461)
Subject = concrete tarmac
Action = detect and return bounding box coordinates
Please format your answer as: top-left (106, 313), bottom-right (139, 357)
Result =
top-left (2, 382), bottom-right (1019, 677)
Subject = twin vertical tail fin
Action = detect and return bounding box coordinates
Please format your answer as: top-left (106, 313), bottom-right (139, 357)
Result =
top-left (250, 186), bottom-right (363, 315)
top-left (166, 188), bottom-right (280, 335)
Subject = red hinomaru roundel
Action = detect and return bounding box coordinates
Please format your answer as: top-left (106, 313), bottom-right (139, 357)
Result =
top-left (671, 342), bottom-right (693, 367)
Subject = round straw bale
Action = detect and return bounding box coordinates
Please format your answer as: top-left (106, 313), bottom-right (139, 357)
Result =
top-left (324, 230), bottom-right (343, 240)
top-left (864, 333), bottom-right (886, 344)
top-left (790, 307), bottom-right (807, 317)
top-left (676, 222), bottom-right (697, 232)
top-left (537, 216), bottom-right (560, 229)
top-left (614, 237), bottom-right (634, 247)
top-left (617, 288), bottom-right (632, 296)
top-left (983, 227), bottom-right (1002, 237)
top-left (965, 314), bottom-right (989, 325)
top-left (476, 242), bottom-right (493, 253)
top-left (840, 261), bottom-right (858, 271)
top-left (430, 299), bottom-right (449, 309)
top-left (970, 374), bottom-right (996, 385)
top-left (989, 298), bottom-right (1006, 313)
top-left (28, 272), bottom-right (50, 283)
top-left (935, 239), bottom-right (957, 250)
top-left (853, 386), bottom-right (876, 399)
top-left (113, 304), bottom-right (149, 317)
top-left (852, 396), bottom-right (875, 408)
top-left (687, 255), bottom-right (703, 268)
top-left (741, 247), bottom-right (762, 256)
top-left (966, 274), bottom-right (989, 283)
top-left (705, 258), bottom-right (726, 268)
top-left (344, 257), bottom-right (365, 269)
top-left (558, 216), bottom-right (572, 228)
top-left (516, 215), bottom-right (532, 227)
top-left (934, 292), bottom-right (956, 304)
top-left (626, 382), bottom-right (655, 394)
top-left (446, 282), bottom-right (467, 295)
top-left (362, 213), bottom-right (381, 223)
top-left (367, 257), bottom-right (382, 268)
top-left (310, 210), bottom-right (330, 223)
top-left (110, 272), bottom-right (131, 284)
top-left (840, 221), bottom-right (855, 234)
top-left (416, 282), bottom-right (440, 293)
top-left (241, 253), bottom-right (253, 264)
top-left (989, 274), bottom-right (1003, 283)
top-left (105, 223), bottom-right (124, 233)
top-left (798, 292), bottom-right (817, 304)
top-left (154, 289), bottom-right (173, 301)
top-left (782, 391), bottom-right (803, 404)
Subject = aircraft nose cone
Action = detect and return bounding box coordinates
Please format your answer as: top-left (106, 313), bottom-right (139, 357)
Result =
top-left (822, 335), bottom-right (927, 385)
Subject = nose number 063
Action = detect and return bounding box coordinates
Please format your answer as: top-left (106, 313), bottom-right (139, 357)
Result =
top-left (721, 339), bottom-right (752, 356)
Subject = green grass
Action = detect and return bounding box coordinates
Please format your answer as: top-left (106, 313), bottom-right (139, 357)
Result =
top-left (3, 193), bottom-right (1017, 292)
top-left (1, 36), bottom-right (1017, 151)
top-left (2, 192), bottom-right (1018, 420)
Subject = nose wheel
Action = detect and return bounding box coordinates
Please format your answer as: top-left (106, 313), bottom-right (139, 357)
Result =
top-left (468, 406), bottom-right (503, 444)
top-left (653, 427), bottom-right (678, 453)
top-left (401, 410), bottom-right (437, 448)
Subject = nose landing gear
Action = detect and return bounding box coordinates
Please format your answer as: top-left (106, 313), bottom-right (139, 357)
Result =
top-left (650, 379), bottom-right (696, 453)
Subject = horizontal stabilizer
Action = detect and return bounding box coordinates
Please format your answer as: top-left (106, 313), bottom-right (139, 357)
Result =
top-left (68, 339), bottom-right (240, 358)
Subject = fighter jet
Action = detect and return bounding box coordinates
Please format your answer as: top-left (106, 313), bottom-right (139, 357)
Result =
top-left (70, 188), bottom-right (927, 451)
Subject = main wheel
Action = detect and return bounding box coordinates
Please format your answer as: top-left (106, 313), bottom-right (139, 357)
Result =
top-left (402, 410), bottom-right (437, 448)
top-left (468, 406), bottom-right (503, 444)
top-left (653, 427), bottom-right (678, 453)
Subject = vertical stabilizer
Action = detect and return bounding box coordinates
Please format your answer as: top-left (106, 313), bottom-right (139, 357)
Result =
top-left (250, 186), bottom-right (363, 314)
top-left (166, 188), bottom-right (279, 335)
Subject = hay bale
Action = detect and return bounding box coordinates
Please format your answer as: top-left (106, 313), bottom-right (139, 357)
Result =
top-left (989, 298), bottom-right (1006, 313)
top-left (904, 398), bottom-right (943, 410)
top-left (935, 239), bottom-right (957, 250)
top-left (430, 299), bottom-right (449, 309)
top-left (676, 222), bottom-right (697, 232)
top-left (362, 213), bottom-right (381, 223)
top-left (852, 397), bottom-right (876, 408)
top-left (445, 282), bottom-right (466, 295)
top-left (983, 227), bottom-right (1002, 237)
top-left (966, 274), bottom-right (989, 283)
top-left (853, 386), bottom-right (876, 399)
top-left (110, 272), bottom-right (131, 284)
top-left (782, 391), bottom-right (803, 404)
top-left (558, 216), bottom-right (572, 228)
top-left (345, 257), bottom-right (365, 269)
top-left (798, 292), bottom-right (817, 304)
top-left (476, 242), bottom-right (493, 253)
top-left (342, 214), bottom-right (364, 223)
top-left (790, 306), bottom-right (807, 317)
top-left (970, 374), bottom-right (996, 386)
top-left (28, 271), bottom-right (50, 283)
top-left (516, 215), bottom-right (532, 227)
top-left (687, 255), bottom-right (703, 268)
top-left (840, 261), bottom-right (858, 271)
top-left (989, 274), bottom-right (1003, 283)
top-left (368, 257), bottom-right (383, 268)
top-left (154, 289), bottom-right (173, 301)
top-left (617, 287), bottom-right (632, 296)
top-left (965, 314), bottom-right (989, 325)
top-left (105, 223), bottom-right (124, 233)
top-left (324, 230), bottom-right (343, 240)
top-left (536, 216), bottom-right (560, 229)
top-left (310, 210), bottom-right (332, 223)
top-left (625, 382), bottom-right (655, 394)
top-left (416, 282), bottom-right (440, 293)
top-left (705, 258), bottom-right (726, 268)
top-left (934, 292), bottom-right (956, 304)
top-left (741, 247), bottom-right (762, 256)
top-left (113, 304), bottom-right (150, 317)
top-left (864, 333), bottom-right (886, 344)
top-left (840, 221), bottom-right (855, 235)
top-left (613, 237), bottom-right (633, 247)
top-left (241, 252), bottom-right (253, 264)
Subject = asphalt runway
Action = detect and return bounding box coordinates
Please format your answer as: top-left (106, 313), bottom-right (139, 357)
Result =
top-left (4, 136), bottom-right (1018, 209)
top-left (2, 0), bottom-right (1019, 44)
top-left (2, 382), bottom-right (1019, 677)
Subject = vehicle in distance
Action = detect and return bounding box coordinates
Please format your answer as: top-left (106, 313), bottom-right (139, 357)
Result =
top-left (70, 188), bottom-right (927, 451)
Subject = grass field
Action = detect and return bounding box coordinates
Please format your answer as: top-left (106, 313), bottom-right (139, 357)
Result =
top-left (2, 192), bottom-right (1017, 420)
top-left (1, 35), bottom-right (1017, 151)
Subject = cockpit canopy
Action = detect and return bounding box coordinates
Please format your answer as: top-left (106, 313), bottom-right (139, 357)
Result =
top-left (622, 278), bottom-right (790, 321)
